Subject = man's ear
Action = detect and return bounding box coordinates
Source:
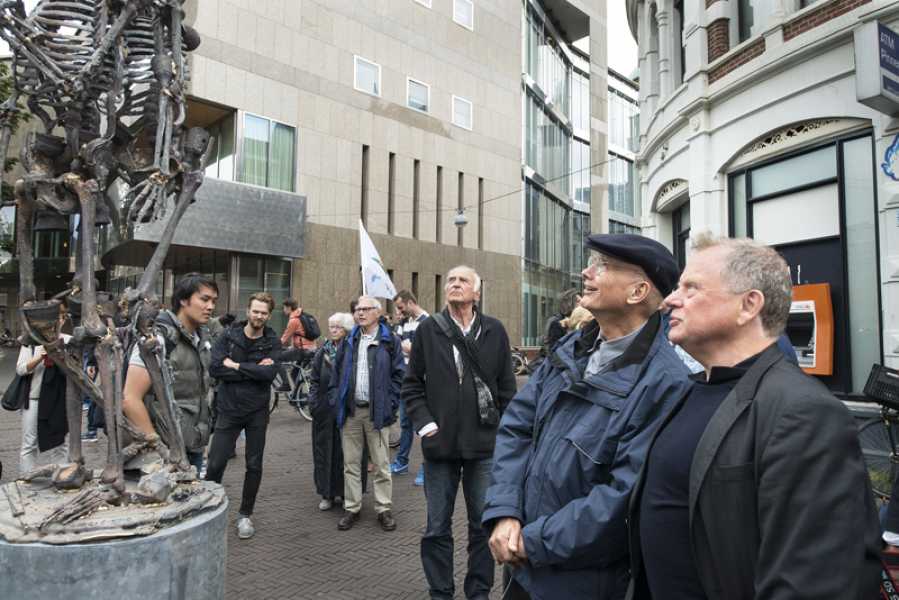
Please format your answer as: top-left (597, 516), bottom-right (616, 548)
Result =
top-left (627, 281), bottom-right (651, 306)
top-left (737, 289), bottom-right (765, 327)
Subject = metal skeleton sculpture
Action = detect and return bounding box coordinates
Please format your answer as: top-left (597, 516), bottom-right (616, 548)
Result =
top-left (0, 0), bottom-right (209, 523)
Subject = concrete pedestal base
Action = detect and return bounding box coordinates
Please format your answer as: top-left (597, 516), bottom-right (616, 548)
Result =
top-left (0, 498), bottom-right (228, 600)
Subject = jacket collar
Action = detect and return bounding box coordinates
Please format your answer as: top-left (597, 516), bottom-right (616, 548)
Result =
top-left (349, 321), bottom-right (393, 345)
top-left (158, 309), bottom-right (207, 345)
top-left (687, 342), bottom-right (784, 526)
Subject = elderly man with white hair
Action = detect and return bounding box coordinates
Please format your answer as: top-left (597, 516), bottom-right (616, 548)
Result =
top-left (403, 265), bottom-right (517, 600)
top-left (329, 296), bottom-right (405, 532)
top-left (627, 234), bottom-right (881, 600)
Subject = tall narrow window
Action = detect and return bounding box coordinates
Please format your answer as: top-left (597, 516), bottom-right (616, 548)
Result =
top-left (407, 78), bottom-right (430, 113)
top-left (457, 172), bottom-right (464, 247)
top-left (361, 145), bottom-right (370, 227)
top-left (672, 202), bottom-right (691, 271)
top-left (674, 0), bottom-right (686, 86)
top-left (413, 159), bottom-right (421, 239)
top-left (388, 152), bottom-right (396, 234)
top-left (436, 166), bottom-right (443, 243)
top-left (412, 272), bottom-right (419, 299)
top-left (477, 177), bottom-right (484, 250)
top-left (452, 96), bottom-right (473, 130)
top-left (435, 274), bottom-right (443, 312)
top-left (354, 56), bottom-right (381, 96)
top-left (453, 0), bottom-right (474, 30)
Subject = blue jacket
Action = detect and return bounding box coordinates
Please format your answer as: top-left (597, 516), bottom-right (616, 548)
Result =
top-left (329, 321), bottom-right (404, 430)
top-left (482, 313), bottom-right (692, 600)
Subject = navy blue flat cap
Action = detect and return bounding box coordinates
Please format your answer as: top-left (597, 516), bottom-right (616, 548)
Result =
top-left (584, 233), bottom-right (680, 296)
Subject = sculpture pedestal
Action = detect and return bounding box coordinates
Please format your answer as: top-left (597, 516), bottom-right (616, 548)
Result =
top-left (0, 498), bottom-right (228, 600)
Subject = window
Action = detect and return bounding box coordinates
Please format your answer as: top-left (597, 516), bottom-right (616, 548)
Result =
top-left (738, 0), bottom-right (775, 42)
top-left (407, 78), bottom-right (430, 113)
top-left (413, 159), bottom-right (421, 239)
top-left (452, 96), bottom-right (473, 130)
top-left (388, 152), bottom-right (396, 234)
top-left (453, 0), bottom-right (473, 30)
top-left (239, 114), bottom-right (296, 192)
top-left (361, 145), bottom-right (370, 226)
top-left (436, 165), bottom-right (443, 243)
top-left (354, 55), bottom-right (381, 96)
top-left (673, 202), bottom-right (691, 271)
top-left (457, 172), bottom-right (464, 247)
top-left (204, 112), bottom-right (236, 181)
top-left (477, 177), bottom-right (484, 250)
top-left (238, 256), bottom-right (291, 333)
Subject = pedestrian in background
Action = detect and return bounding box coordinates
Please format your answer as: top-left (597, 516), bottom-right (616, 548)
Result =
top-left (403, 266), bottom-right (517, 600)
top-left (330, 296), bottom-right (404, 532)
top-left (628, 235), bottom-right (881, 599)
top-left (308, 312), bottom-right (354, 511)
top-left (16, 304), bottom-right (71, 475)
top-left (539, 288), bottom-right (578, 359)
top-left (390, 289), bottom-right (429, 485)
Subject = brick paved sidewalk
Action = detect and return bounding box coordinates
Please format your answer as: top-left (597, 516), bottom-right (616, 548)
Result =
top-left (0, 352), bottom-right (516, 599)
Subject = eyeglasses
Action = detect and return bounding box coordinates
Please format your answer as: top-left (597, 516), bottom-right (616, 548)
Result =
top-left (585, 253), bottom-right (641, 276)
top-left (354, 306), bottom-right (378, 313)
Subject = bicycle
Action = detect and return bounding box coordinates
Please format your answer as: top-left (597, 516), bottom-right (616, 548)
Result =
top-left (857, 363), bottom-right (899, 500)
top-left (511, 346), bottom-right (531, 376)
top-left (270, 348), bottom-right (314, 421)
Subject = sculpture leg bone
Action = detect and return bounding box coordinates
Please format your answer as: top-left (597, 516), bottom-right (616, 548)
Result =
top-left (94, 331), bottom-right (125, 492)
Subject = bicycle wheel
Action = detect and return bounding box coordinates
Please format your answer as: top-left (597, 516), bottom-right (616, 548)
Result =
top-left (858, 417), bottom-right (899, 499)
top-left (269, 374), bottom-right (283, 415)
top-left (512, 353), bottom-right (526, 376)
top-left (291, 366), bottom-right (314, 422)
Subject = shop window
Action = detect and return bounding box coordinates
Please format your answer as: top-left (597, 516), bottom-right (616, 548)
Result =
top-left (407, 78), bottom-right (430, 113)
top-left (238, 255), bottom-right (291, 333)
top-left (749, 145), bottom-right (836, 197)
top-left (239, 113), bottom-right (296, 193)
top-left (453, 0), bottom-right (474, 30)
top-left (354, 55), bottom-right (381, 97)
top-left (672, 202), bottom-right (690, 271)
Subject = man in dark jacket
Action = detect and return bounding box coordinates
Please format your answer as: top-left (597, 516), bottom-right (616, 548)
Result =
top-left (329, 295), bottom-right (405, 532)
top-left (482, 235), bottom-right (692, 600)
top-left (403, 265), bottom-right (517, 600)
top-left (627, 234), bottom-right (881, 600)
top-left (205, 292), bottom-right (281, 541)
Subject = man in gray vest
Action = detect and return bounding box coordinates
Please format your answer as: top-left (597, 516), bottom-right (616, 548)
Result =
top-left (122, 272), bottom-right (218, 472)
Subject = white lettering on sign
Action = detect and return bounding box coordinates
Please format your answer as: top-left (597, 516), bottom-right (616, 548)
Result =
top-left (883, 30), bottom-right (896, 50)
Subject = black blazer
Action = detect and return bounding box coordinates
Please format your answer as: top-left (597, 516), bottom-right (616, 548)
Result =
top-left (627, 344), bottom-right (882, 600)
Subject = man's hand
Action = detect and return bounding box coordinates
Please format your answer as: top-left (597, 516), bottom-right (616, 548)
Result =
top-left (489, 518), bottom-right (526, 565)
top-left (401, 339), bottom-right (412, 355)
top-left (223, 357), bottom-right (240, 370)
top-left (258, 358), bottom-right (274, 366)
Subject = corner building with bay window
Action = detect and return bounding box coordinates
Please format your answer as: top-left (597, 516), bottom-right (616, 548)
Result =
top-left (627, 0), bottom-right (899, 395)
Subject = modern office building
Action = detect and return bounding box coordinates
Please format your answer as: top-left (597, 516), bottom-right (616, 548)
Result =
top-left (627, 0), bottom-right (899, 394)
top-left (520, 0), bottom-right (608, 345)
top-left (607, 68), bottom-right (641, 235)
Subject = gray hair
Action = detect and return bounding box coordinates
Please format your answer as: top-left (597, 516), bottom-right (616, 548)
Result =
top-left (356, 295), bottom-right (382, 310)
top-left (328, 312), bottom-right (355, 332)
top-left (446, 265), bottom-right (481, 292)
top-left (691, 233), bottom-right (792, 336)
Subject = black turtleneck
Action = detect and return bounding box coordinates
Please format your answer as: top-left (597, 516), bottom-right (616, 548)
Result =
top-left (638, 352), bottom-right (762, 600)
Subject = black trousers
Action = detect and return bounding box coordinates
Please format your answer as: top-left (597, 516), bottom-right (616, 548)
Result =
top-left (501, 567), bottom-right (531, 600)
top-left (205, 407), bottom-right (269, 516)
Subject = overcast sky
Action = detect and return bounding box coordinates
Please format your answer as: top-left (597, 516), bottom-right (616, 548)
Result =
top-left (607, 0), bottom-right (639, 78)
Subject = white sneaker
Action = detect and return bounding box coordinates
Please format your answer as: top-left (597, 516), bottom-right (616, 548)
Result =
top-left (236, 516), bottom-right (255, 539)
top-left (318, 498), bottom-right (333, 511)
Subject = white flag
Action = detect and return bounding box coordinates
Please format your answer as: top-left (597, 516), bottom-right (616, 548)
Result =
top-left (359, 220), bottom-right (397, 299)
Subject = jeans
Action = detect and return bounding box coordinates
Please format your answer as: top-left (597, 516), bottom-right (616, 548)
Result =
top-left (421, 457), bottom-right (494, 599)
top-left (86, 398), bottom-right (102, 434)
top-left (394, 398), bottom-right (413, 467)
top-left (187, 450), bottom-right (205, 474)
top-left (205, 408), bottom-right (269, 516)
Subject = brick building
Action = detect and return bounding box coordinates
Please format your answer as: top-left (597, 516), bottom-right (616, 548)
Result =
top-left (626, 0), bottom-right (899, 395)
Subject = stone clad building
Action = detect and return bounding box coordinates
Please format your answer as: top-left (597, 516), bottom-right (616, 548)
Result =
top-left (627, 0), bottom-right (899, 394)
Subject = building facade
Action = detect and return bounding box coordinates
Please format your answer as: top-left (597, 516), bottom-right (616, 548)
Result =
top-left (520, 0), bottom-right (608, 346)
top-left (627, 0), bottom-right (898, 395)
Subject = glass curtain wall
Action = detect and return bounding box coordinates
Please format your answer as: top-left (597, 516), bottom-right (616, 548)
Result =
top-left (608, 90), bottom-right (638, 151)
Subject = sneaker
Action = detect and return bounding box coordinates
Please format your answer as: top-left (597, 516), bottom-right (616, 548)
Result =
top-left (337, 510), bottom-right (360, 531)
top-left (377, 510), bottom-right (397, 531)
top-left (318, 498), bottom-right (333, 511)
top-left (414, 467), bottom-right (425, 487)
top-left (236, 516), bottom-right (255, 539)
top-left (390, 461), bottom-right (409, 475)
top-left (81, 432), bottom-right (98, 443)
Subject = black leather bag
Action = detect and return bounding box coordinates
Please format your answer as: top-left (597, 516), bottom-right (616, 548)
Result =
top-left (2, 373), bottom-right (32, 411)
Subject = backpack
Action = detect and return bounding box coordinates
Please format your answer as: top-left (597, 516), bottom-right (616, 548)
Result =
top-left (299, 311), bottom-right (321, 341)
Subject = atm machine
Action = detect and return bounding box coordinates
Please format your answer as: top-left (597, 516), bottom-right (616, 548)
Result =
top-left (786, 283), bottom-right (834, 376)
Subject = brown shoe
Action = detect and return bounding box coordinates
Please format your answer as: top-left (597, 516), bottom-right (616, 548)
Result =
top-left (337, 510), bottom-right (360, 531)
top-left (377, 510), bottom-right (396, 531)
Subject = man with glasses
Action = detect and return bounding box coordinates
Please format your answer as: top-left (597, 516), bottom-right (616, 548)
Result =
top-left (482, 234), bottom-right (692, 600)
top-left (330, 296), bottom-right (405, 532)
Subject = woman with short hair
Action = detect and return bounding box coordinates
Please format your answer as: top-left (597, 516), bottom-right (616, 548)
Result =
top-left (308, 312), bottom-right (354, 510)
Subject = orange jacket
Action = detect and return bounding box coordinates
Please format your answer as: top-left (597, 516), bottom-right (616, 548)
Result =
top-left (281, 308), bottom-right (316, 350)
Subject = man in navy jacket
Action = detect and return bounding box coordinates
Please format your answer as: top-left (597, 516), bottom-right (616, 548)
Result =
top-left (329, 295), bottom-right (405, 532)
top-left (483, 234), bottom-right (692, 600)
